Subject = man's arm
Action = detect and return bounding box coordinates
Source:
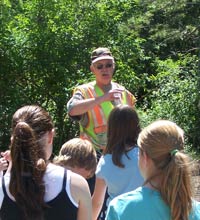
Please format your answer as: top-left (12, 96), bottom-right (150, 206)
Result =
top-left (68, 96), bottom-right (105, 116)
top-left (68, 89), bottom-right (124, 117)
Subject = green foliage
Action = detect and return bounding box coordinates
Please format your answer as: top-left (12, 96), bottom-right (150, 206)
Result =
top-left (140, 55), bottom-right (200, 151)
top-left (0, 0), bottom-right (199, 155)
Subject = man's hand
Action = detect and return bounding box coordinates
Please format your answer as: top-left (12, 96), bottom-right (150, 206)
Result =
top-left (103, 88), bottom-right (124, 102)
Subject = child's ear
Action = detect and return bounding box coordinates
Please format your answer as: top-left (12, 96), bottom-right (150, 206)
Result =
top-left (10, 136), bottom-right (13, 145)
top-left (48, 129), bottom-right (54, 144)
top-left (143, 151), bottom-right (156, 174)
top-left (143, 151), bottom-right (150, 167)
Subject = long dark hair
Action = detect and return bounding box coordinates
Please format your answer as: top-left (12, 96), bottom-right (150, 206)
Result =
top-left (9, 105), bottom-right (54, 220)
top-left (104, 105), bottom-right (141, 167)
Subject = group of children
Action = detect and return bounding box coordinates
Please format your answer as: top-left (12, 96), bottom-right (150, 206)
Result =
top-left (0, 104), bottom-right (200, 220)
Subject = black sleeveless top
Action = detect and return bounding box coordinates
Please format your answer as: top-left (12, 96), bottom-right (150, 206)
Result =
top-left (0, 170), bottom-right (78, 220)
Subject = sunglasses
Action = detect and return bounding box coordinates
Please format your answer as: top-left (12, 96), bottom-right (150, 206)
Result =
top-left (95, 63), bottom-right (113, 70)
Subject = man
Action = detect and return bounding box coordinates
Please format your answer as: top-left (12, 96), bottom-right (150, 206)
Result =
top-left (67, 47), bottom-right (136, 153)
top-left (67, 47), bottom-right (136, 220)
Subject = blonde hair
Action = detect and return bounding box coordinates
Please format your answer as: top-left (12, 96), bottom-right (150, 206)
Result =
top-left (53, 138), bottom-right (97, 177)
top-left (138, 120), bottom-right (193, 220)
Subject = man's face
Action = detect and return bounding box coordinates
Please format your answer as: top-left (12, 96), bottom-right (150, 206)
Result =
top-left (91, 59), bottom-right (115, 87)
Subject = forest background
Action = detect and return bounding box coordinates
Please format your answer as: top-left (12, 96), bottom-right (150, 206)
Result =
top-left (0, 0), bottom-right (200, 156)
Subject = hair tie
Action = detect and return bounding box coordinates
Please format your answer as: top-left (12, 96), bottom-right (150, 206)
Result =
top-left (170, 149), bottom-right (179, 156)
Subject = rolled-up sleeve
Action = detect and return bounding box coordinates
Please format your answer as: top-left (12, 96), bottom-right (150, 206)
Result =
top-left (67, 90), bottom-right (84, 121)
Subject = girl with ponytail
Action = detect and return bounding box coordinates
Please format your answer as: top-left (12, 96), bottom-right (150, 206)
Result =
top-left (0, 105), bottom-right (91, 220)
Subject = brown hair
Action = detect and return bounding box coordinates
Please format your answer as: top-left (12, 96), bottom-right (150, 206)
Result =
top-left (104, 105), bottom-right (141, 168)
top-left (53, 138), bottom-right (97, 177)
top-left (138, 120), bottom-right (193, 220)
top-left (10, 105), bottom-right (54, 220)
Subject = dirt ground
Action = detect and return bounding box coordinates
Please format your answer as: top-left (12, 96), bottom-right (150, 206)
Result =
top-left (193, 161), bottom-right (200, 201)
top-left (193, 175), bottom-right (200, 201)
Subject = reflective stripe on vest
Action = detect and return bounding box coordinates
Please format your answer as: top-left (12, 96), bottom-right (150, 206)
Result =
top-left (78, 82), bottom-right (110, 149)
top-left (86, 86), bottom-right (107, 131)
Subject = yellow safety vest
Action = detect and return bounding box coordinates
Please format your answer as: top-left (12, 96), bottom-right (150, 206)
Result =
top-left (75, 81), bottom-right (136, 150)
